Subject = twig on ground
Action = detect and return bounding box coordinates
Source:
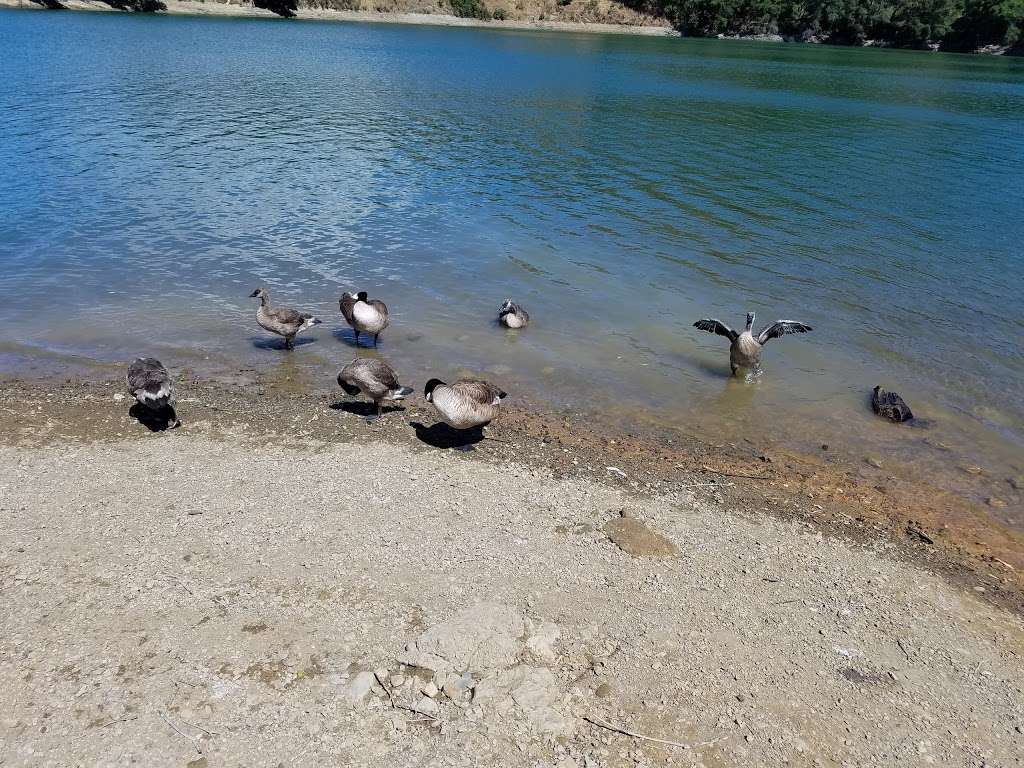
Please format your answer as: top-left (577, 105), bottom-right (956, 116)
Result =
top-left (584, 715), bottom-right (724, 750)
top-left (158, 712), bottom-right (202, 754)
top-left (896, 638), bottom-right (912, 661)
top-left (99, 715), bottom-right (138, 729)
top-left (376, 672), bottom-right (440, 723)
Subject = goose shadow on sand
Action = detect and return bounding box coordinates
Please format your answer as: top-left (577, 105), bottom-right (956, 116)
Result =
top-left (250, 336), bottom-right (318, 351)
top-left (409, 420), bottom-right (485, 450)
top-left (330, 401), bottom-right (406, 418)
top-left (128, 403), bottom-right (179, 432)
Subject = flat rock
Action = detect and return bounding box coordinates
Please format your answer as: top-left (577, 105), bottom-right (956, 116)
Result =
top-left (472, 665), bottom-right (573, 737)
top-left (345, 670), bottom-right (377, 706)
top-left (604, 515), bottom-right (676, 557)
top-left (397, 603), bottom-right (527, 676)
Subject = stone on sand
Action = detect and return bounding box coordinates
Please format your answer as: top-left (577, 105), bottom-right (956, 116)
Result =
top-left (397, 603), bottom-right (528, 676)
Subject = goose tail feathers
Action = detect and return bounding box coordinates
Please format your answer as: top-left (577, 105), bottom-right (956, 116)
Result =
top-left (388, 386), bottom-right (414, 400)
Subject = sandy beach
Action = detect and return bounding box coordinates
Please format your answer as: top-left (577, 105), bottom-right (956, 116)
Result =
top-left (0, 0), bottom-right (676, 35)
top-left (1, 375), bottom-right (1023, 766)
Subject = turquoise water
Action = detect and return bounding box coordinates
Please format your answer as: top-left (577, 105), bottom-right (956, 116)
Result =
top-left (1, 10), bottom-right (1022, 515)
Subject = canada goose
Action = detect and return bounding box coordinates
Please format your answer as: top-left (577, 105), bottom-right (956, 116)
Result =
top-left (424, 378), bottom-right (507, 430)
top-left (498, 299), bottom-right (529, 329)
top-left (339, 291), bottom-right (389, 347)
top-left (337, 357), bottom-right (414, 417)
top-left (126, 357), bottom-right (180, 429)
top-left (249, 287), bottom-right (322, 350)
top-left (871, 386), bottom-right (914, 422)
top-left (694, 311), bottom-right (812, 375)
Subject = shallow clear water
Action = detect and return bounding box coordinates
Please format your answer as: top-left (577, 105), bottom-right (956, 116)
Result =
top-left (1, 10), bottom-right (1022, 517)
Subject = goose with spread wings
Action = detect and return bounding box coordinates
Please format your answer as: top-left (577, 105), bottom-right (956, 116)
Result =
top-left (694, 311), bottom-right (812, 375)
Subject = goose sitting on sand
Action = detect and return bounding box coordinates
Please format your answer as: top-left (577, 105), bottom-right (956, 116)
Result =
top-left (498, 299), bottom-right (529, 329)
top-left (126, 357), bottom-right (180, 429)
top-left (340, 291), bottom-right (389, 347)
top-left (424, 378), bottom-right (507, 431)
top-left (249, 287), bottom-right (322, 350)
top-left (337, 357), bottom-right (414, 418)
top-left (694, 311), bottom-right (812, 376)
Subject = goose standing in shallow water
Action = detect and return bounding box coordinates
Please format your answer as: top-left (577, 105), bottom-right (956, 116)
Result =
top-left (126, 357), bottom-right (180, 429)
top-left (339, 291), bottom-right (389, 347)
top-left (337, 357), bottom-right (414, 418)
top-left (694, 312), bottom-right (812, 376)
top-left (249, 287), bottom-right (322, 350)
top-left (424, 378), bottom-right (507, 430)
top-left (498, 299), bottom-right (529, 329)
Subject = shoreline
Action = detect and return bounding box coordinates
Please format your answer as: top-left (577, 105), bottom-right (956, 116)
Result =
top-left (0, 0), bottom-right (677, 36)
top-left (2, 373), bottom-right (1022, 615)
top-left (2, 372), bottom-right (1024, 766)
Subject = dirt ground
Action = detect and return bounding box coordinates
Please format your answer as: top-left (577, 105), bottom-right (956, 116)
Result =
top-left (1, 377), bottom-right (1023, 767)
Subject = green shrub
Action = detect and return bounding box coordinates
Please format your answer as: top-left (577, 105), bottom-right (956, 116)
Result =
top-left (450, 0), bottom-right (492, 17)
top-left (254, 0), bottom-right (298, 16)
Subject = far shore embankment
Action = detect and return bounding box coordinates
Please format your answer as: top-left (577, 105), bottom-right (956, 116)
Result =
top-left (0, 0), bottom-right (677, 36)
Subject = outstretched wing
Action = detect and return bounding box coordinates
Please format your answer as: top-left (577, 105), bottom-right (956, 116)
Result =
top-left (452, 379), bottom-right (507, 406)
top-left (693, 318), bottom-right (738, 343)
top-left (757, 321), bottom-right (812, 345)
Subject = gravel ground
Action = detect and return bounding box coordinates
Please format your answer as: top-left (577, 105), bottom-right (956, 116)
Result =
top-left (2, 416), bottom-right (1023, 767)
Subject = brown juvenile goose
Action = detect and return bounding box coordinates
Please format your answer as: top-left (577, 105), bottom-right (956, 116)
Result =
top-left (249, 287), bottom-right (322, 350)
top-left (694, 311), bottom-right (812, 375)
top-left (337, 357), bottom-right (414, 418)
top-left (126, 357), bottom-right (180, 429)
top-left (339, 291), bottom-right (389, 347)
top-left (424, 378), bottom-right (507, 431)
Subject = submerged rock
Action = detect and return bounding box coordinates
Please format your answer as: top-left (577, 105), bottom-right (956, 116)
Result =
top-left (871, 386), bottom-right (913, 423)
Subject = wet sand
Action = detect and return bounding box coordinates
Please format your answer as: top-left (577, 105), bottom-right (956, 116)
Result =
top-left (2, 373), bottom-right (1022, 615)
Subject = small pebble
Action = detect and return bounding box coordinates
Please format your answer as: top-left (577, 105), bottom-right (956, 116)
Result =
top-left (987, 497), bottom-right (1007, 509)
top-left (866, 457), bottom-right (883, 469)
top-left (595, 682), bottom-right (611, 698)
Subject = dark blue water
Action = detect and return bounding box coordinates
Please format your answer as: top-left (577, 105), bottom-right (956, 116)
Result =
top-left (1, 10), bottom-right (1022, 515)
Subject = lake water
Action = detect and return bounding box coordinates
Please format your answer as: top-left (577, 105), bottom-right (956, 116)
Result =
top-left (1, 10), bottom-right (1022, 520)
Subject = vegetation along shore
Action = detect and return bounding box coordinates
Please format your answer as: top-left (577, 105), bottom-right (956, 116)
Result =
top-left (4, 0), bottom-right (1024, 54)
